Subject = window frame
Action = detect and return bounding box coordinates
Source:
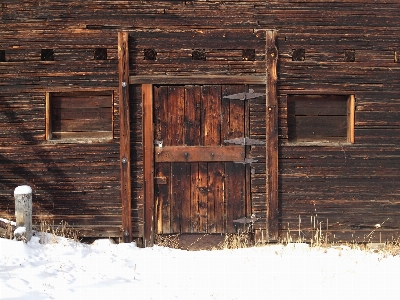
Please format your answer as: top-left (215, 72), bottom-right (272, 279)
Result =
top-left (45, 90), bottom-right (114, 142)
top-left (286, 94), bottom-right (355, 145)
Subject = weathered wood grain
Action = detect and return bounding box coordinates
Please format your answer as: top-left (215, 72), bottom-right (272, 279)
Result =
top-left (118, 32), bottom-right (132, 242)
top-left (1, 1), bottom-right (400, 243)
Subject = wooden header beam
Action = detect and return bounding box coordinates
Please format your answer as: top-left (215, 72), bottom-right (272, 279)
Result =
top-left (118, 32), bottom-right (132, 242)
top-left (130, 75), bottom-right (266, 85)
top-left (266, 30), bottom-right (279, 241)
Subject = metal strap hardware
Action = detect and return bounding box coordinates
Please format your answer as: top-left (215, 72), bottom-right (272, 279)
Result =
top-left (234, 158), bottom-right (258, 165)
top-left (223, 89), bottom-right (265, 101)
top-left (224, 137), bottom-right (265, 146)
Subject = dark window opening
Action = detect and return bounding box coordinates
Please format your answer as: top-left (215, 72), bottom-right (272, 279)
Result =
top-left (192, 49), bottom-right (206, 61)
top-left (41, 49), bottom-right (54, 61)
top-left (0, 50), bottom-right (5, 62)
top-left (46, 91), bottom-right (113, 141)
top-left (287, 94), bottom-right (354, 143)
top-left (242, 49), bottom-right (256, 61)
top-left (144, 48), bottom-right (157, 60)
top-left (292, 49), bottom-right (305, 61)
top-left (344, 50), bottom-right (355, 62)
top-left (94, 48), bottom-right (107, 60)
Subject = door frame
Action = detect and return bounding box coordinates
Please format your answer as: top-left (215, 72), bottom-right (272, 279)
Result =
top-left (119, 30), bottom-right (278, 246)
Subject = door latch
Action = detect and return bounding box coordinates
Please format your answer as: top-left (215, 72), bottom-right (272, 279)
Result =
top-left (154, 140), bottom-right (163, 148)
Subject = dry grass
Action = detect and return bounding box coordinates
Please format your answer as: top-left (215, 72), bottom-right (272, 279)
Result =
top-left (34, 218), bottom-right (80, 244)
top-left (216, 230), bottom-right (253, 250)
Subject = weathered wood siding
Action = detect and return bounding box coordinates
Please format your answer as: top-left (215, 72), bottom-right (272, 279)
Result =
top-left (0, 1), bottom-right (399, 241)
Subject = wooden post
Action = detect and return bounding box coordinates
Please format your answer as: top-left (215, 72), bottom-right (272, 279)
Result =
top-left (143, 84), bottom-right (154, 247)
top-left (266, 30), bottom-right (279, 241)
top-left (14, 185), bottom-right (32, 242)
top-left (118, 31), bottom-right (132, 242)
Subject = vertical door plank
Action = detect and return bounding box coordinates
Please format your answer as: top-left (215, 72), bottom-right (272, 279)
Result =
top-left (222, 85), bottom-right (247, 232)
top-left (180, 163), bottom-right (192, 233)
top-left (154, 85), bottom-right (170, 234)
top-left (202, 85), bottom-right (222, 146)
top-left (168, 86), bottom-right (185, 146)
top-left (201, 85), bottom-right (221, 233)
top-left (225, 85), bottom-right (246, 139)
top-left (184, 86), bottom-right (201, 233)
top-left (171, 163), bottom-right (184, 233)
top-left (207, 162), bottom-right (225, 233)
top-left (229, 85), bottom-right (248, 224)
top-left (168, 86), bottom-right (186, 233)
top-left (225, 162), bottom-right (246, 233)
top-left (154, 86), bottom-right (169, 144)
top-left (142, 83), bottom-right (154, 246)
top-left (244, 85), bottom-right (252, 219)
top-left (155, 162), bottom-right (171, 234)
top-left (118, 32), bottom-right (132, 242)
top-left (190, 163), bottom-right (200, 233)
top-left (266, 30), bottom-right (279, 240)
top-left (184, 86), bottom-right (202, 146)
top-left (198, 162), bottom-right (208, 233)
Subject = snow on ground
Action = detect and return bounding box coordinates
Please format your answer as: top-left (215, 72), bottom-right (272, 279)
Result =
top-left (1, 233), bottom-right (400, 300)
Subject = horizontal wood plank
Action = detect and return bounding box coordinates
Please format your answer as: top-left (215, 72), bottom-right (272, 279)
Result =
top-left (155, 146), bottom-right (245, 163)
top-left (129, 75), bottom-right (266, 85)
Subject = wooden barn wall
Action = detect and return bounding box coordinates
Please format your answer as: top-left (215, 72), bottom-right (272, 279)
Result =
top-left (1, 1), bottom-right (400, 241)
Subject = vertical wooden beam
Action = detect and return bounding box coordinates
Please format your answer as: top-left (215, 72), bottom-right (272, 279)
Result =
top-left (45, 92), bottom-right (52, 140)
top-left (118, 31), bottom-right (132, 242)
top-left (143, 84), bottom-right (154, 246)
top-left (348, 95), bottom-right (355, 143)
top-left (266, 30), bottom-right (279, 241)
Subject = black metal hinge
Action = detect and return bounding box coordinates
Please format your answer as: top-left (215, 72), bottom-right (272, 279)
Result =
top-left (224, 137), bottom-right (265, 146)
top-left (223, 89), bottom-right (265, 101)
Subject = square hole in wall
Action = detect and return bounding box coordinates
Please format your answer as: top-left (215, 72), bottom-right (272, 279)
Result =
top-left (192, 49), bottom-right (206, 60)
top-left (41, 49), bottom-right (54, 61)
top-left (144, 48), bottom-right (157, 60)
top-left (242, 49), bottom-right (256, 61)
top-left (344, 50), bottom-right (355, 62)
top-left (287, 94), bottom-right (355, 143)
top-left (94, 48), bottom-right (107, 60)
top-left (292, 49), bottom-right (305, 61)
top-left (0, 50), bottom-right (5, 62)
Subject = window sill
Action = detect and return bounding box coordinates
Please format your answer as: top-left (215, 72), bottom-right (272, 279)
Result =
top-left (283, 141), bottom-right (353, 147)
top-left (44, 138), bottom-right (114, 144)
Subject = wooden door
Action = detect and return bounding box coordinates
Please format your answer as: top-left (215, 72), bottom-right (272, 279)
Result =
top-left (154, 85), bottom-right (250, 234)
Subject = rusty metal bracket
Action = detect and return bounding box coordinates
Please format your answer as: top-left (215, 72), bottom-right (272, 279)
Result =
top-left (224, 137), bottom-right (265, 146)
top-left (223, 88), bottom-right (265, 101)
top-left (234, 158), bottom-right (258, 164)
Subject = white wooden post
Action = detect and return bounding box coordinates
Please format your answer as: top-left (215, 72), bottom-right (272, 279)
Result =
top-left (14, 185), bottom-right (32, 242)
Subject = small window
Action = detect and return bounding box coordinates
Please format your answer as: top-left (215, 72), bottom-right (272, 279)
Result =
top-left (46, 91), bottom-right (113, 141)
top-left (287, 94), bottom-right (355, 144)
